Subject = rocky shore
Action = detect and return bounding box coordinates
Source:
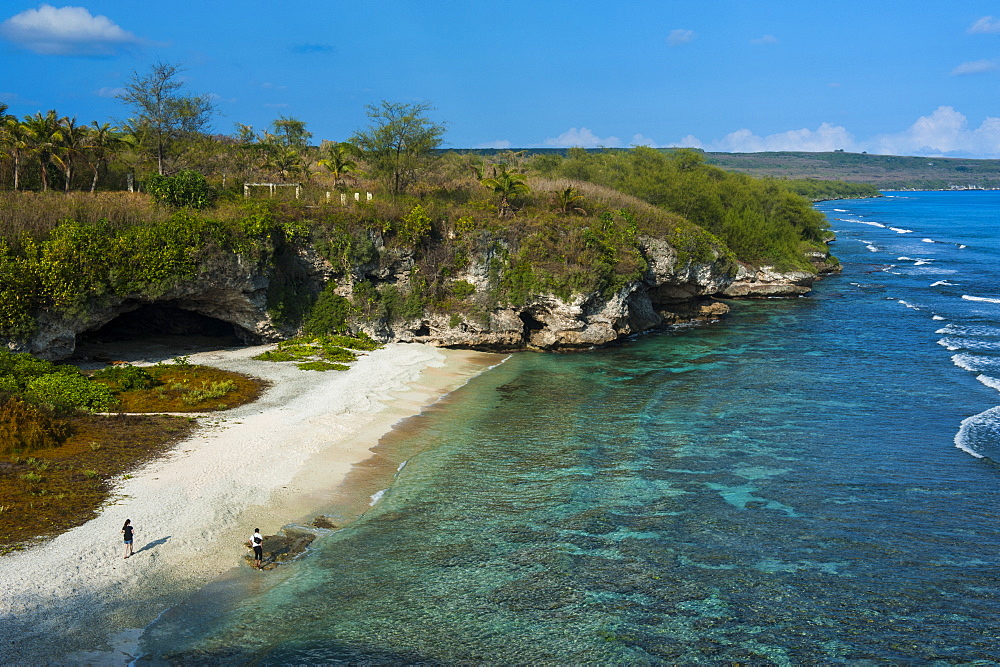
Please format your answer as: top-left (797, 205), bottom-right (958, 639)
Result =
top-left (14, 231), bottom-right (838, 360)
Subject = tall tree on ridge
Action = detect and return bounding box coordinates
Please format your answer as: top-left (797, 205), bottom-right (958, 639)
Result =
top-left (351, 100), bottom-right (446, 197)
top-left (117, 62), bottom-right (215, 175)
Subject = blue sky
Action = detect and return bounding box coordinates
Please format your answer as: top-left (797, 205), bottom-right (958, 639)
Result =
top-left (2, 1), bottom-right (1000, 157)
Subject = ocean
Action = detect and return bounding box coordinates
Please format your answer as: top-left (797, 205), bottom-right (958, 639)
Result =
top-left (140, 191), bottom-right (1000, 663)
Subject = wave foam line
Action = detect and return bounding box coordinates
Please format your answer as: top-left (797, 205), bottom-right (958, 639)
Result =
top-left (931, 280), bottom-right (955, 287)
top-left (954, 405), bottom-right (1000, 459)
top-left (938, 337), bottom-right (1000, 351)
top-left (889, 227), bottom-right (914, 234)
top-left (922, 238), bottom-right (935, 243)
top-left (953, 353), bottom-right (1000, 372)
top-left (978, 375), bottom-right (1000, 392)
top-left (963, 295), bottom-right (1000, 305)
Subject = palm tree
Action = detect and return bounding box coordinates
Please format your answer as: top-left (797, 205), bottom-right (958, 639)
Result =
top-left (23, 110), bottom-right (65, 191)
top-left (1, 117), bottom-right (31, 190)
top-left (84, 122), bottom-right (122, 192)
top-left (555, 184), bottom-right (587, 215)
top-left (262, 139), bottom-right (306, 182)
top-left (52, 116), bottom-right (87, 192)
top-left (480, 165), bottom-right (531, 218)
top-left (317, 141), bottom-right (359, 189)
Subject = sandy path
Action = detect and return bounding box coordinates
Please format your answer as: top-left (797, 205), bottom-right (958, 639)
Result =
top-left (0, 342), bottom-right (500, 663)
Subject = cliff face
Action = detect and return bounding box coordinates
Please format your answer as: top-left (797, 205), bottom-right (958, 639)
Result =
top-left (17, 231), bottom-right (835, 360)
top-left (377, 235), bottom-right (830, 350)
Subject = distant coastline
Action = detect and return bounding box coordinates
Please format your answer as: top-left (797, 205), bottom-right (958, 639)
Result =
top-left (444, 148), bottom-right (1000, 192)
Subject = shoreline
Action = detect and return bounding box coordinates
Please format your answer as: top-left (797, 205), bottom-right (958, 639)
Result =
top-left (0, 342), bottom-right (502, 663)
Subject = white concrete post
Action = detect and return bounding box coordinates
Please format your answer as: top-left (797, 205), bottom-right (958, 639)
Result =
top-left (354, 192), bottom-right (360, 202)
top-left (341, 193), bottom-right (347, 205)
top-left (367, 192), bottom-right (372, 201)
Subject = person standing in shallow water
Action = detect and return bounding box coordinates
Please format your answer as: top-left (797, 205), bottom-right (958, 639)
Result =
top-left (122, 519), bottom-right (135, 559)
top-left (250, 528), bottom-right (263, 569)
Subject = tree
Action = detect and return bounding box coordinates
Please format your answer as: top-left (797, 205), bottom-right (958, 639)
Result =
top-left (1, 117), bottom-right (31, 190)
top-left (117, 62), bottom-right (215, 175)
top-left (52, 116), bottom-right (86, 192)
top-left (22, 110), bottom-right (65, 191)
top-left (351, 100), bottom-right (446, 196)
top-left (84, 122), bottom-right (123, 192)
top-left (317, 141), bottom-right (359, 189)
top-left (555, 184), bottom-right (587, 215)
top-left (269, 116), bottom-right (312, 149)
top-left (480, 164), bottom-right (530, 218)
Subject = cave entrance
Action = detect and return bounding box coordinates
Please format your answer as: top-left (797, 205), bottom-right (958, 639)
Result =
top-left (519, 310), bottom-right (545, 342)
top-left (74, 303), bottom-right (250, 364)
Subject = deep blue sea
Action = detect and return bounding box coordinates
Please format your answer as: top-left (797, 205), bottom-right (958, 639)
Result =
top-left (141, 191), bottom-right (1000, 663)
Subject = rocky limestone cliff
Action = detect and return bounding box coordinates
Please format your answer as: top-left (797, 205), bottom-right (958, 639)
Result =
top-left (15, 232), bottom-right (836, 360)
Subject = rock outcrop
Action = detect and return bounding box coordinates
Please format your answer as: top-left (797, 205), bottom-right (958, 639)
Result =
top-left (14, 231), bottom-right (836, 359)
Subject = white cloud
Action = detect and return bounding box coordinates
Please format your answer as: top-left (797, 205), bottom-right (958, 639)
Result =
top-left (475, 139), bottom-right (512, 149)
top-left (543, 127), bottom-right (621, 148)
top-left (968, 16), bottom-right (1000, 34)
top-left (751, 34), bottom-right (778, 45)
top-left (630, 134), bottom-right (657, 147)
top-left (708, 122), bottom-right (856, 153)
top-left (668, 134), bottom-right (704, 149)
top-left (94, 86), bottom-right (124, 98)
top-left (872, 106), bottom-right (1000, 157)
top-left (669, 106), bottom-right (1000, 159)
top-left (0, 4), bottom-right (142, 55)
top-left (951, 59), bottom-right (999, 75)
top-left (667, 29), bottom-right (695, 46)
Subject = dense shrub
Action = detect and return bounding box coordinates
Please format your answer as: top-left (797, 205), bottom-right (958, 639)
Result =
top-left (0, 395), bottom-right (72, 455)
top-left (25, 373), bottom-right (117, 413)
top-left (303, 284), bottom-right (353, 335)
top-left (92, 364), bottom-right (161, 391)
top-left (145, 170), bottom-right (215, 209)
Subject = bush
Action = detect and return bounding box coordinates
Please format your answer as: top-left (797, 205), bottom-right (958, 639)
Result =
top-left (303, 284), bottom-right (353, 335)
top-left (26, 373), bottom-right (117, 413)
top-left (92, 364), bottom-right (161, 391)
top-left (0, 395), bottom-right (72, 455)
top-left (145, 170), bottom-right (215, 209)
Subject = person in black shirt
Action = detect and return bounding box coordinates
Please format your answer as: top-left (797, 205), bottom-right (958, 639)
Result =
top-left (122, 519), bottom-right (135, 559)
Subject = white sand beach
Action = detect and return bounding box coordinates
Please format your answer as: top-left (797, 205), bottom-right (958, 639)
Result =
top-left (0, 342), bottom-right (501, 663)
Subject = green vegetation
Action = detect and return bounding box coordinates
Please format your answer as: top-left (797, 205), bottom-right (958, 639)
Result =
top-left (254, 333), bottom-right (382, 371)
top-left (0, 200), bottom-right (299, 341)
top-left (779, 179), bottom-right (882, 201)
top-left (532, 147), bottom-right (829, 269)
top-left (0, 346), bottom-right (265, 456)
top-left (145, 169), bottom-right (215, 208)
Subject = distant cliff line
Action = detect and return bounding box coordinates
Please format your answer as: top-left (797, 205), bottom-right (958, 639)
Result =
top-left (448, 148), bottom-right (1000, 192)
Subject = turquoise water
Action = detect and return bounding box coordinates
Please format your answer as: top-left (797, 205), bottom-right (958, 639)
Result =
top-left (142, 192), bottom-right (1000, 663)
